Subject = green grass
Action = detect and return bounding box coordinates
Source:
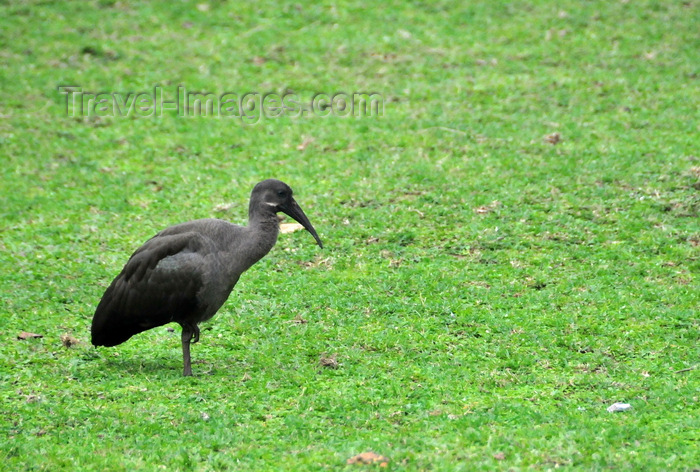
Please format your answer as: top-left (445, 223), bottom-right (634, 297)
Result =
top-left (1, 0), bottom-right (698, 470)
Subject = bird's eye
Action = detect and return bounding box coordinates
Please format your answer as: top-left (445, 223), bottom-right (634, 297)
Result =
top-left (277, 190), bottom-right (287, 198)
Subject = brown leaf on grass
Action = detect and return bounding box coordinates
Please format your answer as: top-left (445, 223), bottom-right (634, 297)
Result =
top-left (544, 132), bottom-right (561, 144)
top-left (347, 452), bottom-right (390, 466)
top-left (493, 452), bottom-right (506, 460)
top-left (388, 259), bottom-right (402, 268)
top-left (475, 58), bottom-right (498, 66)
top-left (676, 277), bottom-right (691, 285)
top-left (18, 332), bottom-right (43, 340)
top-left (300, 256), bottom-right (332, 269)
top-left (288, 314), bottom-right (308, 324)
top-left (368, 52), bottom-right (399, 63)
top-left (60, 334), bottom-right (79, 348)
top-left (297, 136), bottom-right (315, 151)
top-left (474, 200), bottom-right (501, 214)
top-left (145, 180), bottom-right (163, 192)
top-left (213, 202), bottom-right (234, 213)
top-left (319, 353), bottom-right (339, 369)
top-left (252, 56), bottom-right (266, 65)
top-left (280, 222), bottom-right (304, 234)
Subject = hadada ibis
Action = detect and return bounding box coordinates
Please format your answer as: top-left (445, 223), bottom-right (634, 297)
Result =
top-left (91, 179), bottom-right (322, 376)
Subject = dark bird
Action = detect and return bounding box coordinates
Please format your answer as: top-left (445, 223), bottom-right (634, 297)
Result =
top-left (91, 179), bottom-right (323, 376)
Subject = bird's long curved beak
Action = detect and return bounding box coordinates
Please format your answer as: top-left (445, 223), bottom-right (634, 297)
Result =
top-left (282, 199), bottom-right (323, 248)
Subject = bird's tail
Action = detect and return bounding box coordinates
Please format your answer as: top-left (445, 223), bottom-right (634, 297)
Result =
top-left (91, 306), bottom-right (150, 347)
top-left (91, 284), bottom-right (159, 347)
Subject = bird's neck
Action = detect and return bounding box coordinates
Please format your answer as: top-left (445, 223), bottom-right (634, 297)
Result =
top-left (248, 213), bottom-right (280, 238)
top-left (248, 205), bottom-right (280, 232)
top-left (237, 210), bottom-right (280, 269)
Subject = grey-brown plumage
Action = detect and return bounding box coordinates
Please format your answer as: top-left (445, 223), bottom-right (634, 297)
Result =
top-left (91, 179), bottom-right (322, 376)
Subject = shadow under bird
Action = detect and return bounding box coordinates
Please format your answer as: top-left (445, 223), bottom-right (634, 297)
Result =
top-left (91, 179), bottom-right (323, 376)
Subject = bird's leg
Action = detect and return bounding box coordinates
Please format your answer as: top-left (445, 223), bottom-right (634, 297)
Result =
top-left (180, 323), bottom-right (196, 377)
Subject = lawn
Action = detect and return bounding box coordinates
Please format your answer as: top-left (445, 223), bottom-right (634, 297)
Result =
top-left (0, 0), bottom-right (698, 470)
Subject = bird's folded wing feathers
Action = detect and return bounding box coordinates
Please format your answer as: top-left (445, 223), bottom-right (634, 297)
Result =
top-left (92, 232), bottom-right (214, 346)
top-left (123, 231), bottom-right (209, 282)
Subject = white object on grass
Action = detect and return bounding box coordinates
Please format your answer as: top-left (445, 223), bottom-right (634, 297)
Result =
top-left (607, 402), bottom-right (632, 412)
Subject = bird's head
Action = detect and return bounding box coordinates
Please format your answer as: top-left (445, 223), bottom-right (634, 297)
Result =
top-left (251, 179), bottom-right (323, 248)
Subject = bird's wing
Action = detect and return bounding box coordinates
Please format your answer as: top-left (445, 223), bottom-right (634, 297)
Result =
top-left (91, 231), bottom-right (214, 346)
